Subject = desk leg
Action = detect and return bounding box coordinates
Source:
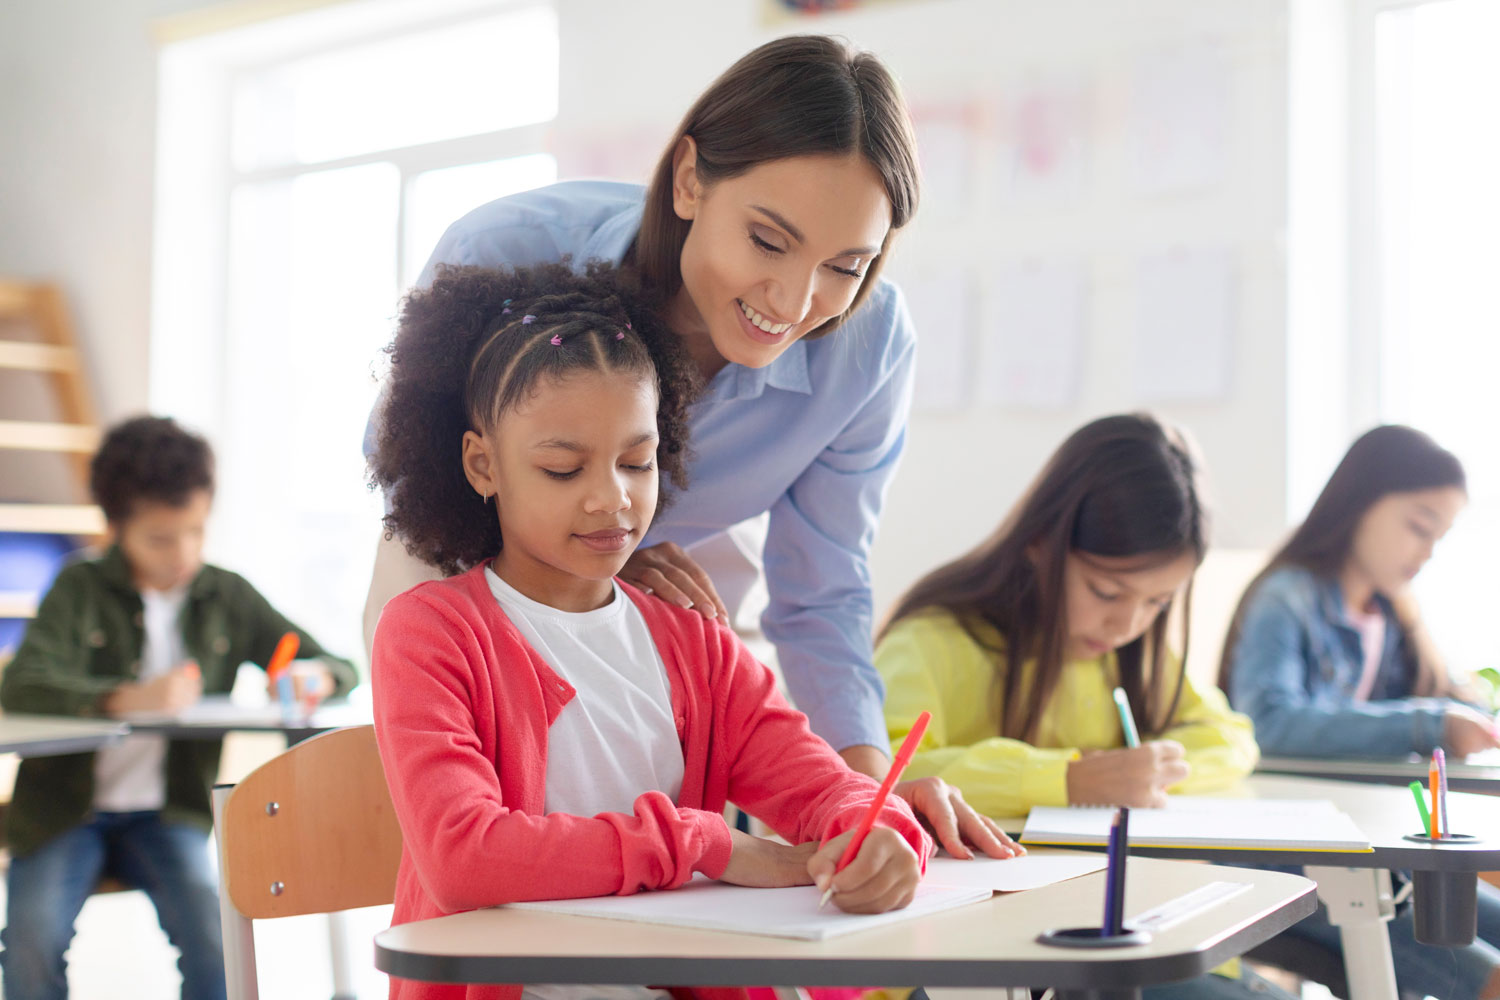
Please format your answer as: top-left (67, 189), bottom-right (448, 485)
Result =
top-left (926, 988), bottom-right (1033, 1000)
top-left (329, 910), bottom-right (355, 999)
top-left (1305, 866), bottom-right (1397, 1000)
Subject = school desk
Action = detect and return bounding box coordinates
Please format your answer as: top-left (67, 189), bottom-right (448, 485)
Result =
top-left (0, 712), bottom-right (128, 756)
top-left (374, 857), bottom-right (1316, 1000)
top-left (1004, 775), bottom-right (1500, 1000)
top-left (119, 693), bottom-right (371, 743)
top-left (1258, 752), bottom-right (1500, 794)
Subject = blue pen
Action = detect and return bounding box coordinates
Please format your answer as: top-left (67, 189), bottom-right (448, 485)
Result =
top-left (1112, 807), bottom-right (1131, 934)
top-left (1102, 807), bottom-right (1131, 935)
top-left (1113, 687), bottom-right (1141, 748)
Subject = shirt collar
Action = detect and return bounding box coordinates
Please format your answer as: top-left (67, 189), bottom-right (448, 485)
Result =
top-left (711, 341), bottom-right (812, 400)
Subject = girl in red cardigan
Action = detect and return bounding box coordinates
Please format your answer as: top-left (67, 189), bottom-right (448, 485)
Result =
top-left (368, 262), bottom-right (937, 1000)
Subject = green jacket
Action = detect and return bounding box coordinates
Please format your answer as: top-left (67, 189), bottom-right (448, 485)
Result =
top-left (0, 546), bottom-right (358, 856)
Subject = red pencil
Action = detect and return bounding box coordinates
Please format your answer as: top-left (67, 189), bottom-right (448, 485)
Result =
top-left (819, 710), bottom-right (931, 908)
top-left (266, 631), bottom-right (300, 682)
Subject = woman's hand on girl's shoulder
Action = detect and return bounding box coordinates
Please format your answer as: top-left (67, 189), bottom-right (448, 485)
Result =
top-left (619, 541), bottom-right (729, 624)
top-left (718, 829), bottom-right (818, 888)
top-left (894, 776), bottom-right (1024, 859)
top-left (807, 826), bottom-right (920, 915)
top-left (1066, 740), bottom-right (1189, 808)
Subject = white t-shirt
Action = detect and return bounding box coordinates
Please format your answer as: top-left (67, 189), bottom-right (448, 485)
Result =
top-left (484, 568), bottom-right (685, 817)
top-left (93, 585), bottom-right (186, 811)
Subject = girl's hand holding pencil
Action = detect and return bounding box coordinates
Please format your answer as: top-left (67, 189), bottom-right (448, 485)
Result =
top-left (1066, 740), bottom-right (1189, 808)
top-left (808, 825), bottom-right (921, 914)
top-left (1443, 704), bottom-right (1500, 756)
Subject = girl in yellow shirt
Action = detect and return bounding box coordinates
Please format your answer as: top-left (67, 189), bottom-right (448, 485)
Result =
top-left (876, 413), bottom-right (1258, 820)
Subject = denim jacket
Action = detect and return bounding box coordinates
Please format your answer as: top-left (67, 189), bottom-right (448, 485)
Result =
top-left (1226, 566), bottom-right (1449, 757)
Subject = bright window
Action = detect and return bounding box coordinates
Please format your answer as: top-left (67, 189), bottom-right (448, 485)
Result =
top-left (1369, 0), bottom-right (1500, 671)
top-left (153, 1), bottom-right (558, 671)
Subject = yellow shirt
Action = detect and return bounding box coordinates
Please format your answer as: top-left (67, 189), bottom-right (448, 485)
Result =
top-left (875, 610), bottom-right (1259, 818)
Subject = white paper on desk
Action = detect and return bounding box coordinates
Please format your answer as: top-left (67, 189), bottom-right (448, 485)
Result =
top-left (924, 853), bottom-right (1106, 893)
top-left (1021, 797), bottom-right (1371, 852)
top-left (1133, 247), bottom-right (1235, 403)
top-left (509, 876), bottom-right (991, 941)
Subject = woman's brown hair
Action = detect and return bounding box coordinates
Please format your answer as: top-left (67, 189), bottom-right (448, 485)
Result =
top-left (635, 35), bottom-right (919, 339)
top-left (1219, 424), bottom-right (1467, 698)
top-left (881, 413), bottom-right (1208, 744)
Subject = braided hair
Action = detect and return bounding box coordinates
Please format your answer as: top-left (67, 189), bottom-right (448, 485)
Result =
top-left (369, 260), bottom-right (699, 576)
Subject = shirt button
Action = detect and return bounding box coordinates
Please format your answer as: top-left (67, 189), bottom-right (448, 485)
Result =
top-left (213, 636), bottom-right (230, 655)
top-left (88, 630), bottom-right (106, 648)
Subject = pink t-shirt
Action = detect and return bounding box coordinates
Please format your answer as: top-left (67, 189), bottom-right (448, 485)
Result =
top-left (1348, 603), bottom-right (1389, 702)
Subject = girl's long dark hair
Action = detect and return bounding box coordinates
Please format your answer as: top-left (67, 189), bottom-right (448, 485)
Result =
top-left (882, 413), bottom-right (1208, 743)
top-left (1219, 425), bottom-right (1466, 697)
top-left (635, 34), bottom-right (919, 339)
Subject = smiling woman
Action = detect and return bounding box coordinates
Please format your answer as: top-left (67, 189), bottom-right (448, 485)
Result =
top-left (362, 32), bottom-right (1019, 859)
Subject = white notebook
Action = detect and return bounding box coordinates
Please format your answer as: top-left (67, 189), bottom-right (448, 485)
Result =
top-left (924, 853), bottom-right (1106, 892)
top-left (1021, 797), bottom-right (1372, 852)
top-left (509, 875), bottom-right (992, 941)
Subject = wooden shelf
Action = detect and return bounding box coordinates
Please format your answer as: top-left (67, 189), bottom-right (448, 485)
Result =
top-left (0, 504), bottom-right (105, 535)
top-left (0, 421), bottom-right (99, 453)
top-left (0, 341), bottom-right (77, 373)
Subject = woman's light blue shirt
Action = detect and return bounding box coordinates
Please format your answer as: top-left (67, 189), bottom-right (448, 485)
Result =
top-left (372, 180), bottom-right (917, 753)
top-left (1226, 565), bottom-right (1450, 756)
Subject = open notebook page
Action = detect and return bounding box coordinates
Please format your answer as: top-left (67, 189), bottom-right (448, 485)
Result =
top-left (1021, 797), bottom-right (1372, 851)
top-left (509, 875), bottom-right (991, 941)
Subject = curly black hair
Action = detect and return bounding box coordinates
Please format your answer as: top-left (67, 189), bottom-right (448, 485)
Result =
top-left (369, 260), bottom-right (700, 576)
top-left (90, 415), bottom-right (215, 524)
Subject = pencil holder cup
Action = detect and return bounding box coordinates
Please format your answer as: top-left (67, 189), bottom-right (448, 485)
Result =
top-left (1037, 926), bottom-right (1151, 949)
top-left (1411, 869), bottom-right (1478, 948)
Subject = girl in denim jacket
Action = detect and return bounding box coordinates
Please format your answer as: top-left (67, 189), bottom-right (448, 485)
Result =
top-left (1222, 424), bottom-right (1500, 1000)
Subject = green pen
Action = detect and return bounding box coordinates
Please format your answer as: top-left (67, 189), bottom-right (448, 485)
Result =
top-left (1112, 687), bottom-right (1141, 749)
top-left (1409, 780), bottom-right (1433, 837)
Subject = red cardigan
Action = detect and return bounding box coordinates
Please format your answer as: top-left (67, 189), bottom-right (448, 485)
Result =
top-left (372, 566), bottom-right (930, 1000)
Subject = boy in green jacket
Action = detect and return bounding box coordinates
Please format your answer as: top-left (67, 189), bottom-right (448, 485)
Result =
top-left (0, 415), bottom-right (357, 1000)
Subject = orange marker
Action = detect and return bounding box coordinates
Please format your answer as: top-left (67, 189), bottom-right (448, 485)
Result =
top-left (266, 631), bottom-right (300, 681)
top-left (819, 710), bottom-right (931, 908)
top-left (1429, 761), bottom-right (1442, 839)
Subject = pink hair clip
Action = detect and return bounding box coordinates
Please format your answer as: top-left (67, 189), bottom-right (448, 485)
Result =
top-left (502, 308), bottom-right (511, 315)
top-left (625, 320), bottom-right (632, 329)
top-left (616, 330), bottom-right (625, 340)
top-left (550, 334), bottom-right (563, 346)
top-left (522, 315), bottom-right (536, 324)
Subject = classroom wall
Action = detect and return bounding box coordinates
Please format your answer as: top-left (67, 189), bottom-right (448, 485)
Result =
top-left (550, 0), bottom-right (1293, 614)
top-left (0, 0), bottom-right (1294, 618)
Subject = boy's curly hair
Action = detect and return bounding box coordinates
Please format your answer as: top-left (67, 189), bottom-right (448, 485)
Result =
top-left (90, 415), bottom-right (215, 524)
top-left (369, 260), bottom-right (699, 576)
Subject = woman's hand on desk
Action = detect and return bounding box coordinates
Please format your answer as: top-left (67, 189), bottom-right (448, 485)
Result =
top-left (1066, 740), bottom-right (1189, 808)
top-left (718, 829), bottom-right (817, 888)
top-left (102, 661), bottom-right (202, 715)
top-left (808, 826), bottom-right (920, 914)
top-left (894, 776), bottom-right (1024, 859)
top-left (1444, 705), bottom-right (1500, 756)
